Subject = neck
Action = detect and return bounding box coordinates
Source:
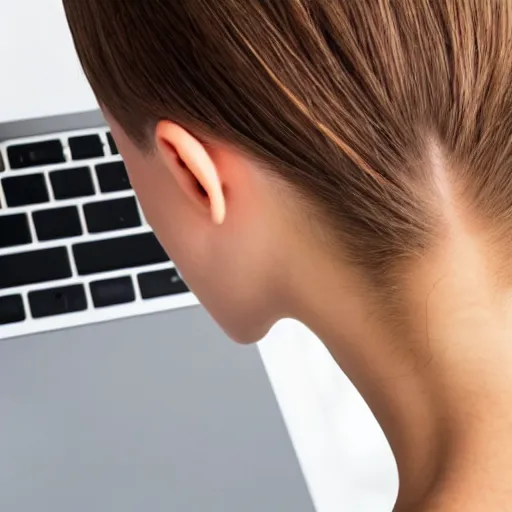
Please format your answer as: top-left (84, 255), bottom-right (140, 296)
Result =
top-left (285, 242), bottom-right (512, 510)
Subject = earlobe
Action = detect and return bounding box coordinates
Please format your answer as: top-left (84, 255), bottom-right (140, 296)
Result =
top-left (155, 121), bottom-right (226, 225)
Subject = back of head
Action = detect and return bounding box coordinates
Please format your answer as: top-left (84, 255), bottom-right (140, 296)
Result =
top-left (62, 4), bottom-right (512, 505)
top-left (63, 0), bottom-right (512, 288)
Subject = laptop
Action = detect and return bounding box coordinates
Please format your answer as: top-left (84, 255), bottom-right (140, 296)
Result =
top-left (0, 11), bottom-right (316, 512)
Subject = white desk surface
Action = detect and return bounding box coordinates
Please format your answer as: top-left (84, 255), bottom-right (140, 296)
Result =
top-left (0, 1), bottom-right (398, 510)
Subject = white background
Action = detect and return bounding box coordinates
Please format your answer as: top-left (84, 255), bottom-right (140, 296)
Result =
top-left (0, 0), bottom-right (398, 510)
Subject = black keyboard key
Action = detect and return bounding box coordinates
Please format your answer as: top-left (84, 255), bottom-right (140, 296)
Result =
top-left (138, 268), bottom-right (189, 299)
top-left (50, 166), bottom-right (95, 200)
top-left (0, 247), bottom-right (71, 290)
top-left (0, 295), bottom-right (25, 325)
top-left (73, 233), bottom-right (168, 276)
top-left (69, 135), bottom-right (104, 160)
top-left (96, 161), bottom-right (131, 192)
top-left (3, 174), bottom-right (49, 207)
top-left (84, 197), bottom-right (140, 234)
top-left (90, 277), bottom-right (135, 308)
top-left (0, 214), bottom-right (31, 248)
top-left (106, 132), bottom-right (118, 155)
top-left (7, 140), bottom-right (65, 169)
top-left (33, 206), bottom-right (82, 241)
top-left (29, 284), bottom-right (87, 319)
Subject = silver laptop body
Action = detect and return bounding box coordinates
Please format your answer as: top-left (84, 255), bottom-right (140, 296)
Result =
top-left (0, 112), bottom-right (315, 512)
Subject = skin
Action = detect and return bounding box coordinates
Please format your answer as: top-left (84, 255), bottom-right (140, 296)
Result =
top-left (107, 112), bottom-right (512, 511)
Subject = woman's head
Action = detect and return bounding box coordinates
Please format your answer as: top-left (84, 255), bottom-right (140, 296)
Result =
top-left (63, 0), bottom-right (511, 342)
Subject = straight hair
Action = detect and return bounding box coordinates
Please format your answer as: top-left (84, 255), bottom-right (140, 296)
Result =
top-left (63, 0), bottom-right (512, 287)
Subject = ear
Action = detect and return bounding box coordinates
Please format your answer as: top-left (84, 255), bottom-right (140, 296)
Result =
top-left (154, 121), bottom-right (226, 225)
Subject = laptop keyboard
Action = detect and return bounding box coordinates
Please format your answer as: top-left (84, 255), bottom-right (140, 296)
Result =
top-left (0, 127), bottom-right (196, 341)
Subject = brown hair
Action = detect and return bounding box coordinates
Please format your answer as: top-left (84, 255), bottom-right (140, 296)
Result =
top-left (63, 0), bottom-right (512, 286)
